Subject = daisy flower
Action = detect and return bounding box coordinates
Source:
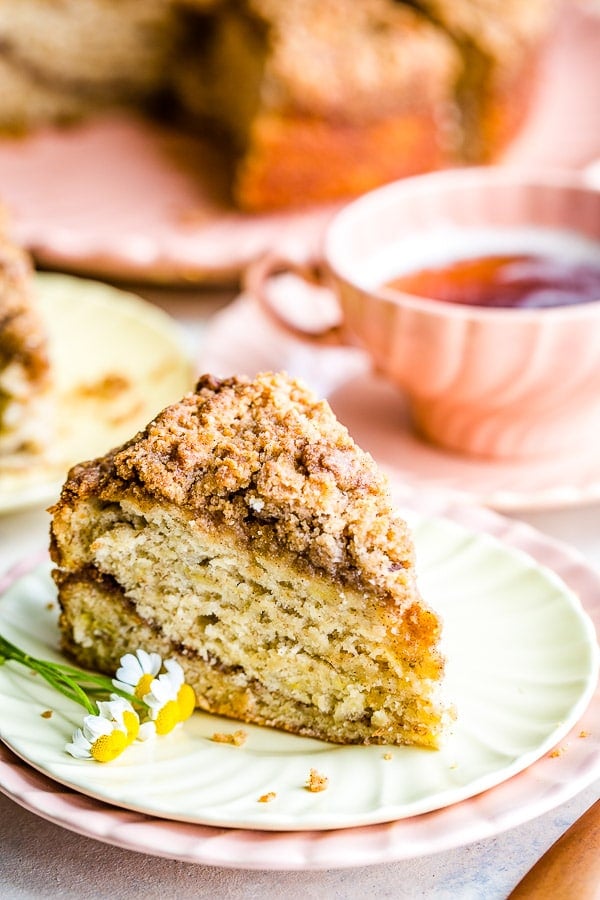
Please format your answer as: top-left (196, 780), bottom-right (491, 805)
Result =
top-left (1, 630), bottom-right (197, 763)
top-left (96, 695), bottom-right (141, 745)
top-left (113, 649), bottom-right (162, 700)
top-left (66, 709), bottom-right (129, 763)
top-left (144, 660), bottom-right (196, 735)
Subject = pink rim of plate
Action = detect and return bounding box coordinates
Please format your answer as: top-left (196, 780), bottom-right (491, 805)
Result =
top-left (0, 497), bottom-right (598, 870)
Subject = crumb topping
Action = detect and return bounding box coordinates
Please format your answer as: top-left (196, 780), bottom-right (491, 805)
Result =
top-left (55, 372), bottom-right (418, 596)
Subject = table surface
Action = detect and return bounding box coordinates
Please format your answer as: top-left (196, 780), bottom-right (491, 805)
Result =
top-left (0, 285), bottom-right (599, 900)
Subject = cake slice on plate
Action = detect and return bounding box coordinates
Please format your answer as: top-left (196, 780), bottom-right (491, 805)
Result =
top-left (50, 372), bottom-right (449, 747)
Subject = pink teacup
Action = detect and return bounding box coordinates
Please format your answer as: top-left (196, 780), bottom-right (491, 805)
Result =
top-left (247, 167), bottom-right (600, 460)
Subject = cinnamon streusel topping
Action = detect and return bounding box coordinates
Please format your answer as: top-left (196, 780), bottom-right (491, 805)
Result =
top-left (57, 372), bottom-right (417, 596)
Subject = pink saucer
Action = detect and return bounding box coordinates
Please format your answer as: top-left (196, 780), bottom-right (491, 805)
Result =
top-left (0, 4), bottom-right (597, 286)
top-left (199, 293), bottom-right (600, 512)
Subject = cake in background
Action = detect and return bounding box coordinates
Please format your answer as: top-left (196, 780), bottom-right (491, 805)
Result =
top-left (51, 372), bottom-right (450, 748)
top-left (173, 0), bottom-right (462, 209)
top-left (0, 0), bottom-right (182, 131)
top-left (0, 221), bottom-right (53, 463)
top-left (0, 0), bottom-right (559, 210)
top-left (175, 0), bottom-right (558, 209)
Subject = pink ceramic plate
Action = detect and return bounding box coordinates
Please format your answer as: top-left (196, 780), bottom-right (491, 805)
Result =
top-left (0, 114), bottom-right (338, 286)
top-left (0, 497), bottom-right (598, 869)
top-left (0, 4), bottom-right (597, 285)
top-left (199, 293), bottom-right (600, 512)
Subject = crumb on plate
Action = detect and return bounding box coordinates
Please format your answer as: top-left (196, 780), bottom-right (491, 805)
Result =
top-left (306, 768), bottom-right (328, 792)
top-left (211, 729), bottom-right (248, 747)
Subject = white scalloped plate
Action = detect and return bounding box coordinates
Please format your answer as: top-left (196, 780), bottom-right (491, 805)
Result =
top-left (0, 508), bottom-right (597, 835)
top-left (0, 273), bottom-right (194, 514)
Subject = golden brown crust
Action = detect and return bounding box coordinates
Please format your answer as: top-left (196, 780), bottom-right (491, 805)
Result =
top-left (235, 111), bottom-right (449, 212)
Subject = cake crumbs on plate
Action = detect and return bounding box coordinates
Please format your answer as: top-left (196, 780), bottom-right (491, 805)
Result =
top-left (258, 792), bottom-right (277, 803)
top-left (383, 751), bottom-right (393, 760)
top-left (549, 746), bottom-right (567, 758)
top-left (306, 768), bottom-right (328, 792)
top-left (211, 729), bottom-right (248, 747)
top-left (579, 730), bottom-right (590, 739)
top-left (40, 709), bottom-right (53, 718)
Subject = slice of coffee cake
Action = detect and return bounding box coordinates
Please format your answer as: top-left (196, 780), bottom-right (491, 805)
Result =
top-left (50, 372), bottom-right (449, 746)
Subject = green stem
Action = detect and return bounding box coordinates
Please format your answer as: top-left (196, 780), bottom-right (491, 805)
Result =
top-left (0, 633), bottom-right (144, 715)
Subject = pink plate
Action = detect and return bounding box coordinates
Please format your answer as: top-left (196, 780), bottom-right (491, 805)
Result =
top-left (0, 114), bottom-right (338, 286)
top-left (0, 496), bottom-right (598, 870)
top-left (199, 292), bottom-right (600, 512)
top-left (0, 4), bottom-right (597, 285)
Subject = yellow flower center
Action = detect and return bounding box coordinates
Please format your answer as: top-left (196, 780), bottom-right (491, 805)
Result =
top-left (122, 709), bottom-right (140, 744)
top-left (154, 699), bottom-right (180, 735)
top-left (177, 683), bottom-right (196, 721)
top-left (91, 729), bottom-right (128, 763)
top-left (135, 673), bottom-right (155, 700)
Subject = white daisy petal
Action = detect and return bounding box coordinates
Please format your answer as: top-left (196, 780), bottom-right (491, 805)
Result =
top-left (66, 746), bottom-right (91, 759)
top-left (138, 721), bottom-right (157, 741)
top-left (111, 678), bottom-right (134, 695)
top-left (81, 714), bottom-right (113, 742)
top-left (163, 658), bottom-right (185, 688)
top-left (96, 695), bottom-right (137, 730)
top-left (66, 728), bottom-right (93, 759)
top-left (136, 649), bottom-right (162, 675)
top-left (113, 649), bottom-right (162, 693)
top-left (114, 652), bottom-right (142, 684)
top-left (144, 668), bottom-right (181, 709)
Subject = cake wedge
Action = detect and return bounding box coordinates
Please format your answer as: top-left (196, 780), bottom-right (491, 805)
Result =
top-left (50, 372), bottom-right (449, 747)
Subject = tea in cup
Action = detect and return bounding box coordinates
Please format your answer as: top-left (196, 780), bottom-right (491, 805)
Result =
top-left (247, 168), bottom-right (600, 460)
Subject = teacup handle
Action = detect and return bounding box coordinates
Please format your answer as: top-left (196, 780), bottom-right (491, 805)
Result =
top-left (245, 252), bottom-right (346, 347)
